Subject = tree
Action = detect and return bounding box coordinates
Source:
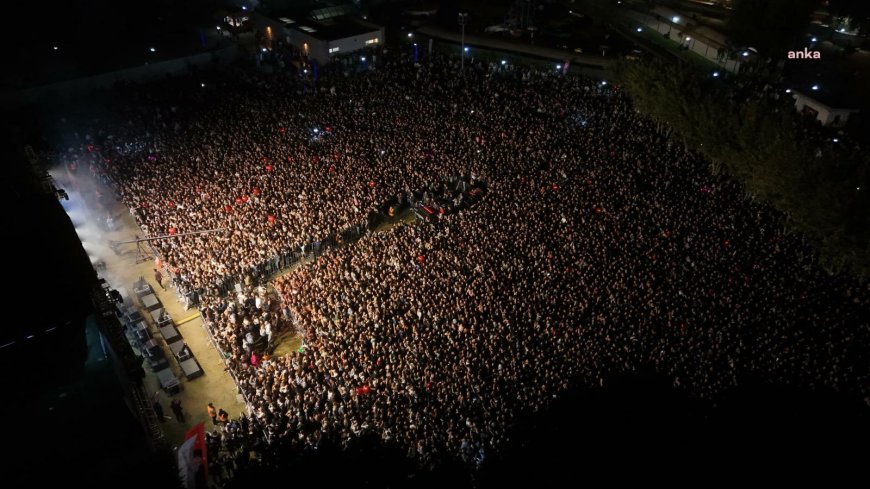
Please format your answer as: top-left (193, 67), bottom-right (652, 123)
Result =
top-left (727, 0), bottom-right (817, 57)
top-left (827, 0), bottom-right (870, 18)
top-left (614, 60), bottom-right (870, 277)
top-left (828, 0), bottom-right (870, 34)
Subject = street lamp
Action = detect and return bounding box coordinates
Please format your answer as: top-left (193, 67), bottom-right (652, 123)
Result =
top-left (458, 12), bottom-right (468, 73)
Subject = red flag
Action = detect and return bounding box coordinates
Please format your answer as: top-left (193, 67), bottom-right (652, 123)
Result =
top-left (178, 422), bottom-right (208, 488)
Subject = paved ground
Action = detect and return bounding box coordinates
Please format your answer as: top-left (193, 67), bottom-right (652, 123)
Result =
top-left (53, 165), bottom-right (246, 446)
top-left (51, 163), bottom-right (423, 448)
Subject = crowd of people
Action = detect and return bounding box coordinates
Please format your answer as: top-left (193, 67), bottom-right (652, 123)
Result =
top-left (51, 51), bottom-right (869, 478)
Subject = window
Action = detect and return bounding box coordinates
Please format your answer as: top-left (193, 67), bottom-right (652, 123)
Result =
top-left (365, 38), bottom-right (379, 45)
top-left (329, 47), bottom-right (340, 53)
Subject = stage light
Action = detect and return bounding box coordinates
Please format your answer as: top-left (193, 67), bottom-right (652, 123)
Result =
top-left (785, 89), bottom-right (792, 93)
top-left (742, 51), bottom-right (749, 57)
top-left (833, 138), bottom-right (839, 142)
top-left (361, 56), bottom-right (366, 61)
top-left (53, 46), bottom-right (59, 51)
top-left (672, 16), bottom-right (680, 22)
top-left (408, 32), bottom-right (413, 38)
top-left (811, 84), bottom-right (819, 91)
top-left (636, 27), bottom-right (642, 32)
top-left (149, 47), bottom-right (156, 52)
top-left (556, 64), bottom-right (562, 70)
top-left (685, 37), bottom-right (691, 41)
top-left (201, 83), bottom-right (206, 87)
top-left (501, 60), bottom-right (506, 65)
top-left (811, 37), bottom-right (817, 42)
top-left (713, 71), bottom-right (720, 77)
top-left (217, 26), bottom-right (222, 31)
top-left (464, 47), bottom-right (469, 52)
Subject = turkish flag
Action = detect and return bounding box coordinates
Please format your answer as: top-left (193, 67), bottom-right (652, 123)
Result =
top-left (178, 422), bottom-right (208, 488)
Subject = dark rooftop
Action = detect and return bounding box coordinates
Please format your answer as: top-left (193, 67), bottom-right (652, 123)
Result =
top-left (291, 17), bottom-right (381, 42)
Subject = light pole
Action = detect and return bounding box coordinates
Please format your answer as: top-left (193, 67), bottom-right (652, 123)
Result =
top-left (458, 12), bottom-right (468, 73)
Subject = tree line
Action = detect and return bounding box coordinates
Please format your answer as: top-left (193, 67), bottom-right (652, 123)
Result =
top-left (614, 60), bottom-right (869, 278)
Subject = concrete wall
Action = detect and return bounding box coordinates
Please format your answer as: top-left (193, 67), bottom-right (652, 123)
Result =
top-left (793, 93), bottom-right (857, 126)
top-left (0, 45), bottom-right (241, 110)
top-left (291, 30), bottom-right (331, 64)
top-left (327, 29), bottom-right (384, 60)
top-left (251, 12), bottom-right (292, 44)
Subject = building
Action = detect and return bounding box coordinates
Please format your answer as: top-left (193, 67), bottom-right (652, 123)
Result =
top-left (254, 13), bottom-right (384, 64)
top-left (791, 91), bottom-right (860, 127)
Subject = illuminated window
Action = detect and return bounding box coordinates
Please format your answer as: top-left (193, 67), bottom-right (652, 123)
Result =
top-left (365, 38), bottom-right (379, 45)
top-left (329, 47), bottom-right (340, 53)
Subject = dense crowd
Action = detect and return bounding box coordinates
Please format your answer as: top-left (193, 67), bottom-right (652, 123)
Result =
top-left (53, 52), bottom-right (869, 475)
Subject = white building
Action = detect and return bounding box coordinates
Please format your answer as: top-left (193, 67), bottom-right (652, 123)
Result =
top-left (791, 91), bottom-right (859, 127)
top-left (253, 14), bottom-right (383, 64)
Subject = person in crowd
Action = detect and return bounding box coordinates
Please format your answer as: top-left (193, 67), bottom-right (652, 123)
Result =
top-left (207, 402), bottom-right (217, 426)
top-left (171, 398), bottom-right (185, 423)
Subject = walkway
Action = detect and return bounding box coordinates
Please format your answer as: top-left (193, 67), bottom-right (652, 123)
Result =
top-left (53, 165), bottom-right (246, 446)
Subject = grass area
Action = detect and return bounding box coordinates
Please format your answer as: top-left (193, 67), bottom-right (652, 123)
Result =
top-left (271, 329), bottom-right (303, 357)
top-left (631, 24), bottom-right (724, 71)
